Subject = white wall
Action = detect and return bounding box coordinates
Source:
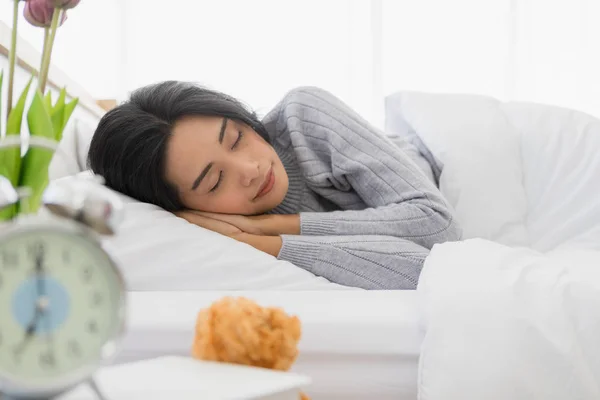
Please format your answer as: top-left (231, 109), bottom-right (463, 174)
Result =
top-left (121, 0), bottom-right (600, 125)
top-left (0, 0), bottom-right (122, 99)
top-left (511, 0), bottom-right (600, 117)
top-left (4, 0), bottom-right (600, 123)
top-left (381, 0), bottom-right (600, 119)
top-left (382, 0), bottom-right (512, 99)
top-left (121, 0), bottom-right (382, 125)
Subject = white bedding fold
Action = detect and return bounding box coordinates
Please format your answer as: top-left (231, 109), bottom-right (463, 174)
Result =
top-left (417, 239), bottom-right (600, 400)
top-left (388, 91), bottom-right (600, 397)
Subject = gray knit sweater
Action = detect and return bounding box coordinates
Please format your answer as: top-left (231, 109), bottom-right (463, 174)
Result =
top-left (261, 87), bottom-right (462, 290)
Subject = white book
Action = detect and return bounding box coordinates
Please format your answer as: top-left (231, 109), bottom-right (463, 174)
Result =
top-left (59, 356), bottom-right (311, 400)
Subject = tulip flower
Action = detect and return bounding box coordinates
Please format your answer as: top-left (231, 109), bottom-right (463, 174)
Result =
top-left (1, 0), bottom-right (80, 220)
top-left (23, 0), bottom-right (72, 93)
top-left (52, 0), bottom-right (81, 9)
top-left (6, 1), bottom-right (20, 119)
top-left (24, 0), bottom-right (68, 28)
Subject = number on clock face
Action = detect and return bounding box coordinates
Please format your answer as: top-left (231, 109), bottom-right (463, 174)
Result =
top-left (81, 266), bottom-right (93, 283)
top-left (27, 241), bottom-right (44, 259)
top-left (67, 339), bottom-right (81, 357)
top-left (0, 228), bottom-right (123, 385)
top-left (39, 351), bottom-right (56, 368)
top-left (2, 251), bottom-right (18, 269)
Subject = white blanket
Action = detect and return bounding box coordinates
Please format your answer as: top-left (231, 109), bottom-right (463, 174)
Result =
top-left (387, 92), bottom-right (600, 398)
top-left (418, 240), bottom-right (600, 399)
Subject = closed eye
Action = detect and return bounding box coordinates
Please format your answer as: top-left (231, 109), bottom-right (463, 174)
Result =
top-left (209, 171), bottom-right (223, 193)
top-left (231, 131), bottom-right (244, 150)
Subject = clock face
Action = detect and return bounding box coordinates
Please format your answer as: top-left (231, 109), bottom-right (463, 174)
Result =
top-left (0, 227), bottom-right (124, 388)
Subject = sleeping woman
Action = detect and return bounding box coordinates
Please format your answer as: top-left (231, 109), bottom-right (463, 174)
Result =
top-left (87, 82), bottom-right (462, 289)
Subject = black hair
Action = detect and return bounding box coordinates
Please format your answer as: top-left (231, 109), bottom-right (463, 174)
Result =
top-left (87, 81), bottom-right (269, 211)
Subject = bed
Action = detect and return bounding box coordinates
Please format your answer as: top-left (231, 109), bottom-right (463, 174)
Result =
top-left (117, 291), bottom-right (421, 400)
top-left (48, 89), bottom-right (600, 399)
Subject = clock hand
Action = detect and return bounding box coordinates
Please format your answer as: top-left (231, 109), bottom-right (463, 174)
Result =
top-left (14, 245), bottom-right (49, 359)
top-left (34, 244), bottom-right (56, 361)
top-left (34, 245), bottom-right (47, 296)
top-left (33, 244), bottom-right (58, 366)
top-left (12, 305), bottom-right (42, 358)
top-left (43, 295), bottom-right (56, 363)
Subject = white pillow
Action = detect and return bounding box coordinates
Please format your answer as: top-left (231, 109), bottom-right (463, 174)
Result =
top-left (387, 92), bottom-right (529, 246)
top-left (500, 102), bottom-right (600, 251)
top-left (48, 173), bottom-right (353, 291)
top-left (386, 91), bottom-right (600, 251)
top-left (50, 119), bottom-right (97, 180)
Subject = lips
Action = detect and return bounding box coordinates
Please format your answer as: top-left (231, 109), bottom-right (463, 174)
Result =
top-left (255, 167), bottom-right (275, 199)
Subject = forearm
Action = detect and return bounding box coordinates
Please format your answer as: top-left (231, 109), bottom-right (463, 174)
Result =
top-left (262, 87), bottom-right (461, 248)
top-left (277, 234), bottom-right (429, 290)
top-left (253, 214), bottom-right (300, 236)
top-left (233, 233), bottom-right (283, 258)
top-left (300, 203), bottom-right (462, 249)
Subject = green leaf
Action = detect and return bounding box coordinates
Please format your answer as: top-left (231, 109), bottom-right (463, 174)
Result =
top-left (26, 90), bottom-right (54, 140)
top-left (6, 77), bottom-right (32, 136)
top-left (59, 97), bottom-right (78, 141)
top-left (19, 90), bottom-right (56, 214)
top-left (6, 78), bottom-right (33, 135)
top-left (0, 70), bottom-right (11, 222)
top-left (1, 78), bottom-right (32, 220)
top-left (2, 77), bottom-right (32, 184)
top-left (50, 89), bottom-right (67, 141)
top-left (54, 88), bottom-right (66, 113)
top-left (44, 91), bottom-right (53, 112)
top-left (0, 70), bottom-right (3, 135)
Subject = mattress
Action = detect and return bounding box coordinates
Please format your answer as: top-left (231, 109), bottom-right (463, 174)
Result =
top-left (116, 291), bottom-right (422, 400)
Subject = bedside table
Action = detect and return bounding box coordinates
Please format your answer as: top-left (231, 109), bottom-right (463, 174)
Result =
top-left (58, 356), bottom-right (311, 400)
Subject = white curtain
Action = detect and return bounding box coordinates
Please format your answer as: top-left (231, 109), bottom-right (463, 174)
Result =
top-left (4, 0), bottom-right (598, 123)
top-left (121, 0), bottom-right (382, 125)
top-left (121, 0), bottom-right (600, 123)
top-left (382, 0), bottom-right (600, 119)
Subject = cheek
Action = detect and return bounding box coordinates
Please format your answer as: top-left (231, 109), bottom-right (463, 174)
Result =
top-left (206, 197), bottom-right (248, 213)
top-left (182, 190), bottom-right (254, 214)
top-left (274, 165), bottom-right (289, 199)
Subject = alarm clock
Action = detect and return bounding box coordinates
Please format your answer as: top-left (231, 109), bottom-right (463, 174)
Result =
top-left (0, 137), bottom-right (127, 400)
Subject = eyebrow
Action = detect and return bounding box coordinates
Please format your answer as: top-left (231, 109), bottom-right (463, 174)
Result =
top-left (218, 118), bottom-right (228, 144)
top-left (191, 162), bottom-right (213, 191)
top-left (191, 118), bottom-right (228, 191)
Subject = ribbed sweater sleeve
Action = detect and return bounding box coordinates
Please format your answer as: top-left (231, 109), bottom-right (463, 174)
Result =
top-left (262, 87), bottom-right (462, 289)
top-left (267, 87), bottom-right (462, 248)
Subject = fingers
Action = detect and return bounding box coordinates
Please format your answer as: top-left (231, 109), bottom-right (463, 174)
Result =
top-left (176, 212), bottom-right (217, 228)
top-left (191, 212), bottom-right (264, 235)
top-left (175, 211), bottom-right (241, 236)
top-left (192, 211), bottom-right (231, 222)
top-left (189, 211), bottom-right (242, 228)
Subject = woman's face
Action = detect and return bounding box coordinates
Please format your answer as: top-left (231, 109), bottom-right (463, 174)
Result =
top-left (164, 116), bottom-right (289, 215)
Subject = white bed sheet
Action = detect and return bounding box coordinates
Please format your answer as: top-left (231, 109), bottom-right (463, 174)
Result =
top-left (117, 291), bottom-right (421, 400)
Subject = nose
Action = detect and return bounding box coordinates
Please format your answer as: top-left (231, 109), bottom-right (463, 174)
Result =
top-left (237, 159), bottom-right (260, 187)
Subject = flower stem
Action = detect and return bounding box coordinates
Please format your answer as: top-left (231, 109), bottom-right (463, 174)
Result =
top-left (40, 27), bottom-right (50, 83)
top-left (38, 9), bottom-right (62, 94)
top-left (7, 0), bottom-right (19, 119)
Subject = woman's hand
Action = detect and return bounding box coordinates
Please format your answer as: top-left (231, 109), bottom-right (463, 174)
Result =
top-left (182, 211), bottom-right (300, 236)
top-left (175, 211), bottom-right (242, 237)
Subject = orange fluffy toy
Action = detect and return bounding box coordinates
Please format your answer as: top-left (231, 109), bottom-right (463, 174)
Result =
top-left (191, 297), bottom-right (309, 400)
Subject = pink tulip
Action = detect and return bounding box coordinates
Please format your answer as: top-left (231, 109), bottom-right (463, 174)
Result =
top-left (52, 0), bottom-right (81, 9)
top-left (23, 0), bottom-right (68, 28)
